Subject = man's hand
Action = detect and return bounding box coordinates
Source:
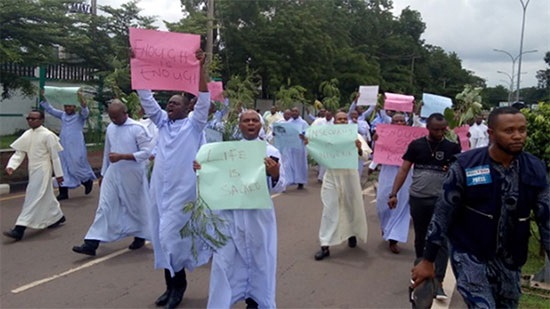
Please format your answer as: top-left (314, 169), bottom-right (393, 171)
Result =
top-left (108, 152), bottom-right (131, 163)
top-left (40, 89), bottom-right (46, 102)
top-left (56, 176), bottom-right (64, 185)
top-left (193, 160), bottom-right (201, 172)
top-left (411, 259), bottom-right (435, 288)
top-left (301, 135), bottom-right (308, 145)
top-left (388, 195), bottom-right (398, 209)
top-left (355, 139), bottom-right (362, 151)
top-left (5, 167), bottom-right (14, 176)
top-left (265, 157), bottom-right (280, 180)
top-left (196, 49), bottom-right (206, 65)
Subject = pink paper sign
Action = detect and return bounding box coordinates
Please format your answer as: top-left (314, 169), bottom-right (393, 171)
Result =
top-left (130, 28), bottom-right (201, 94)
top-left (384, 93), bottom-right (414, 113)
top-left (208, 81), bottom-right (224, 102)
top-left (373, 124), bottom-right (427, 166)
top-left (374, 124), bottom-right (472, 166)
top-left (454, 125), bottom-right (470, 151)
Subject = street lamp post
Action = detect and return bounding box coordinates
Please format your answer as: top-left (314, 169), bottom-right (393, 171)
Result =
top-left (516, 0), bottom-right (530, 102)
top-left (493, 48), bottom-right (537, 102)
top-left (497, 71), bottom-right (514, 104)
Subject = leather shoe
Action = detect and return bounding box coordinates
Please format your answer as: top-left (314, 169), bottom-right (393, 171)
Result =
top-left (3, 229), bottom-right (23, 241)
top-left (155, 289), bottom-right (171, 307)
top-left (56, 194), bottom-right (68, 201)
top-left (164, 288), bottom-right (185, 309)
top-left (348, 236), bottom-right (357, 248)
top-left (314, 247), bottom-right (330, 261)
top-left (72, 244), bottom-right (96, 256)
top-left (245, 297), bottom-right (259, 309)
top-left (47, 216), bottom-right (66, 229)
top-left (129, 237), bottom-right (145, 250)
top-left (389, 242), bottom-right (400, 254)
top-left (83, 179), bottom-right (93, 195)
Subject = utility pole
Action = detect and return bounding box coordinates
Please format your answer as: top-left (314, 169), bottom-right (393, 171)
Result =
top-left (206, 0), bottom-right (214, 64)
top-left (516, 0), bottom-right (530, 102)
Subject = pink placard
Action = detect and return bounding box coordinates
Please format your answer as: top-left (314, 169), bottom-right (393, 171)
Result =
top-left (130, 28), bottom-right (201, 94)
top-left (384, 92), bottom-right (414, 112)
top-left (454, 125), bottom-right (470, 151)
top-left (374, 124), bottom-right (471, 165)
top-left (208, 81), bottom-right (224, 102)
top-left (373, 124), bottom-right (427, 166)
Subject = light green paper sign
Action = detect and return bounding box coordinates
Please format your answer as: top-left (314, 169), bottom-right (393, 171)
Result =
top-left (195, 140), bottom-right (271, 210)
top-left (306, 124), bottom-right (358, 169)
top-left (44, 86), bottom-right (81, 107)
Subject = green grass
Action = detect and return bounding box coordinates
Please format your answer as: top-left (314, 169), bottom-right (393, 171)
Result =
top-left (520, 288), bottom-right (550, 308)
top-left (0, 134), bottom-right (20, 149)
top-left (520, 221), bottom-right (549, 307)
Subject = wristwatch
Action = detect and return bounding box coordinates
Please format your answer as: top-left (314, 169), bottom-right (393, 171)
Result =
top-left (388, 193), bottom-right (397, 198)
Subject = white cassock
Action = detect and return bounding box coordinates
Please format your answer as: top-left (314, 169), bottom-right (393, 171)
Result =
top-left (375, 164), bottom-right (412, 243)
top-left (208, 139), bottom-right (287, 309)
top-left (319, 135), bottom-right (371, 246)
top-left (40, 101), bottom-right (96, 188)
top-left (7, 126), bottom-right (64, 228)
top-left (138, 90), bottom-right (212, 276)
top-left (85, 118), bottom-right (152, 242)
top-left (284, 117), bottom-right (309, 185)
top-left (469, 122), bottom-right (489, 148)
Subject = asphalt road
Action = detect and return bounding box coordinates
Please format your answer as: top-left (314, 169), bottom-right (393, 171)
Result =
top-left (1, 171), bottom-right (464, 308)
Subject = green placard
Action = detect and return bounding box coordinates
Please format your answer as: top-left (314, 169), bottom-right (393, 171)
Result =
top-left (195, 140), bottom-right (271, 210)
top-left (306, 124), bottom-right (358, 169)
top-left (44, 86), bottom-right (81, 106)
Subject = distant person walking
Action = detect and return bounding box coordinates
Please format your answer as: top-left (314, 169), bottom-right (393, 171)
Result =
top-left (40, 89), bottom-right (96, 200)
top-left (3, 110), bottom-right (66, 241)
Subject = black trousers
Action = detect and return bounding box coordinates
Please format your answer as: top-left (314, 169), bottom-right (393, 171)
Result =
top-left (409, 195), bottom-right (448, 282)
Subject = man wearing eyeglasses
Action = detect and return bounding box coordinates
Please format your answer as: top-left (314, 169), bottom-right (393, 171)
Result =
top-left (3, 110), bottom-right (66, 241)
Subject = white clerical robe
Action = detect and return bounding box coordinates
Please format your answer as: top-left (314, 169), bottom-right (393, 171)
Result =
top-left (7, 126), bottom-right (64, 228)
top-left (469, 122), bottom-right (489, 148)
top-left (319, 135), bottom-right (371, 246)
top-left (84, 118), bottom-right (152, 242)
top-left (375, 164), bottom-right (412, 243)
top-left (208, 139), bottom-right (286, 309)
top-left (40, 101), bottom-right (96, 188)
top-left (138, 90), bottom-right (212, 276)
top-left (283, 117), bottom-right (309, 185)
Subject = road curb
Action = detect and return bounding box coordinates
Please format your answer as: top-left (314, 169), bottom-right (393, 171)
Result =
top-left (0, 183), bottom-right (9, 195)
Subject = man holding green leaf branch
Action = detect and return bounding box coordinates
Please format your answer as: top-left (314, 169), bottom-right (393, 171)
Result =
top-left (195, 110), bottom-right (286, 309)
top-left (136, 49), bottom-right (210, 309)
top-left (40, 88), bottom-right (96, 201)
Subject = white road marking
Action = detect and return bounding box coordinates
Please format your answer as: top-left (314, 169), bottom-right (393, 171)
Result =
top-left (11, 247), bottom-right (134, 294)
top-left (10, 193), bottom-right (283, 294)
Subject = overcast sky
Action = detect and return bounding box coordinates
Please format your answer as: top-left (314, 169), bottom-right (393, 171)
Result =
top-left (103, 0), bottom-right (549, 88)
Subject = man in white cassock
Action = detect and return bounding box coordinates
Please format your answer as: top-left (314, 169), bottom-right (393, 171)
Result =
top-left (284, 107), bottom-right (309, 189)
top-left (469, 114), bottom-right (489, 149)
top-left (137, 50), bottom-right (210, 309)
top-left (371, 113), bottom-right (412, 254)
top-left (3, 110), bottom-right (66, 241)
top-left (311, 111), bottom-right (371, 261)
top-left (72, 100), bottom-right (152, 256)
top-left (40, 90), bottom-right (96, 200)
top-left (205, 110), bottom-right (286, 309)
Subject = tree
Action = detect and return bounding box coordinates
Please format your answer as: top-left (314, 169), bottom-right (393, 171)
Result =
top-left (481, 85), bottom-right (509, 108)
top-left (536, 51), bottom-right (550, 101)
top-left (1, 0), bottom-right (80, 99)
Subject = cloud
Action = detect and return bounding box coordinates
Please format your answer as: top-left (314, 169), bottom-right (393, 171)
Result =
top-left (392, 0), bottom-right (550, 88)
top-left (101, 0), bottom-right (548, 88)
